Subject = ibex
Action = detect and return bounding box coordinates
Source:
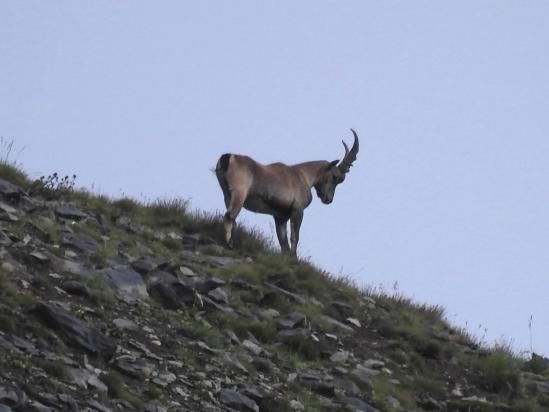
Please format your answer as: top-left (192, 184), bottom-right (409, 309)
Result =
top-left (216, 129), bottom-right (359, 255)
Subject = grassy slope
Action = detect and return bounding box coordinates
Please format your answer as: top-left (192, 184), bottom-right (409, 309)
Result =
top-left (1, 160), bottom-right (548, 411)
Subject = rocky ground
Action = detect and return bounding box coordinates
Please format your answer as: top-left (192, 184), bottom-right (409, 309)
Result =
top-left (0, 167), bottom-right (548, 412)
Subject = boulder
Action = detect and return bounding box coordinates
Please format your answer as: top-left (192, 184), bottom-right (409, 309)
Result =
top-left (100, 265), bottom-right (149, 303)
top-left (30, 302), bottom-right (115, 358)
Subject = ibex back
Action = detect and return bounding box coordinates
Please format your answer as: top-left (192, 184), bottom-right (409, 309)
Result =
top-left (216, 129), bottom-right (359, 256)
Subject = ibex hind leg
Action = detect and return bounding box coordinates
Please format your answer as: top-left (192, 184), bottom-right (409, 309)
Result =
top-left (223, 190), bottom-right (246, 249)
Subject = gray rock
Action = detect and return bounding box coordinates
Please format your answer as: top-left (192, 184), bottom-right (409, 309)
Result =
top-left (30, 250), bottom-right (49, 263)
top-left (10, 335), bottom-right (38, 355)
top-left (334, 378), bottom-right (361, 396)
top-left (0, 201), bottom-right (18, 222)
top-left (332, 301), bottom-right (353, 317)
top-left (363, 359), bottom-right (385, 369)
top-left (179, 250), bottom-right (240, 267)
top-left (62, 232), bottom-right (100, 254)
top-left (264, 281), bottom-right (306, 304)
top-left (277, 312), bottom-right (306, 329)
top-left (100, 265), bottom-right (149, 303)
top-left (416, 394), bottom-right (445, 410)
top-left (321, 315), bottom-right (354, 333)
top-left (276, 328), bottom-right (309, 344)
top-left (298, 374), bottom-right (335, 397)
top-left (345, 397), bottom-right (381, 412)
top-left (113, 318), bottom-right (138, 331)
top-left (87, 375), bottom-right (108, 393)
top-left (220, 353), bottom-right (248, 373)
top-left (0, 178), bottom-right (22, 199)
top-left (330, 350), bottom-right (350, 363)
top-left (30, 302), bottom-right (116, 358)
top-left (115, 355), bottom-right (156, 378)
top-left (0, 230), bottom-right (11, 246)
top-left (385, 395), bottom-right (400, 409)
top-left (231, 278), bottom-right (260, 291)
top-left (131, 256), bottom-right (158, 273)
top-left (290, 400), bottom-right (304, 411)
top-left (194, 277), bottom-right (226, 294)
top-left (242, 339), bottom-right (263, 356)
top-left (219, 389), bottom-right (259, 412)
top-left (54, 203), bottom-right (88, 221)
top-left (0, 386), bottom-right (26, 406)
top-left (207, 287), bottom-right (229, 304)
top-left (87, 399), bottom-right (113, 412)
top-left (352, 364), bottom-right (379, 383)
top-left (152, 372), bottom-right (177, 387)
top-left (177, 265), bottom-right (198, 277)
top-left (148, 282), bottom-right (188, 309)
top-left (203, 255), bottom-right (240, 267)
top-left (61, 281), bottom-right (92, 298)
top-left (49, 255), bottom-right (94, 278)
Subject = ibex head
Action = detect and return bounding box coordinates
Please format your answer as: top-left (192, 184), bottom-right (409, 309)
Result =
top-left (314, 129), bottom-right (359, 204)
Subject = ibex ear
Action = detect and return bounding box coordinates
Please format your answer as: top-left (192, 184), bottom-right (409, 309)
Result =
top-left (327, 160), bottom-right (339, 170)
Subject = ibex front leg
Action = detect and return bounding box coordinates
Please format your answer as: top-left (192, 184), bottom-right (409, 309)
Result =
top-left (274, 216), bottom-right (290, 254)
top-left (290, 210), bottom-right (303, 257)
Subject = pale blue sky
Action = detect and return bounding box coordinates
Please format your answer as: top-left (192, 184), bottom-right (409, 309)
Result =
top-left (1, 2), bottom-right (548, 355)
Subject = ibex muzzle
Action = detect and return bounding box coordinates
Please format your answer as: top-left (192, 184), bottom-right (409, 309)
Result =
top-left (216, 129), bottom-right (359, 256)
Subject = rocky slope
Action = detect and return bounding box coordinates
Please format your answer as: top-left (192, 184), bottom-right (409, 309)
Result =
top-left (0, 166), bottom-right (548, 412)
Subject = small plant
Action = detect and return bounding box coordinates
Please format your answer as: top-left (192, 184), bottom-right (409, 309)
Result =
top-left (0, 137), bottom-right (29, 188)
top-left (474, 345), bottom-right (521, 394)
top-left (112, 197), bottom-right (141, 216)
top-left (30, 172), bottom-right (77, 199)
top-left (36, 359), bottom-right (70, 381)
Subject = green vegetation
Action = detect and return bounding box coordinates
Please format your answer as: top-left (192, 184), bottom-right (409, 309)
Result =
top-left (0, 269), bottom-right (36, 307)
top-left (473, 345), bottom-right (521, 394)
top-left (28, 217), bottom-right (62, 244)
top-left (35, 359), bottom-right (70, 381)
top-left (101, 372), bottom-right (144, 409)
top-left (82, 275), bottom-right (116, 305)
top-left (0, 137), bottom-right (29, 188)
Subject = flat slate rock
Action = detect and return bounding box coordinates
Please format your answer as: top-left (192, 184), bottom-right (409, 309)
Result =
top-left (320, 315), bottom-right (354, 333)
top-left (62, 232), bottom-right (100, 254)
top-left (131, 255), bottom-right (158, 273)
top-left (61, 281), bottom-right (92, 298)
top-left (178, 250), bottom-right (240, 267)
top-left (0, 178), bottom-right (22, 199)
top-left (30, 302), bottom-right (115, 358)
top-left (345, 397), bottom-right (382, 412)
top-left (194, 277), bottom-right (226, 294)
top-left (148, 282), bottom-right (187, 309)
top-left (100, 265), bottom-right (149, 303)
top-left (207, 287), bottom-right (229, 304)
top-left (264, 281), bottom-right (305, 305)
top-left (277, 312), bottom-right (306, 329)
top-left (219, 389), bottom-right (259, 412)
top-left (54, 203), bottom-right (88, 220)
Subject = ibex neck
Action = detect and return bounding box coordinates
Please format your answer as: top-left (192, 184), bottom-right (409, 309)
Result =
top-left (293, 160), bottom-right (330, 188)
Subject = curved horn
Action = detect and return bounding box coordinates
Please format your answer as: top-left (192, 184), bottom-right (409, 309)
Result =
top-left (338, 128), bottom-right (359, 173)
